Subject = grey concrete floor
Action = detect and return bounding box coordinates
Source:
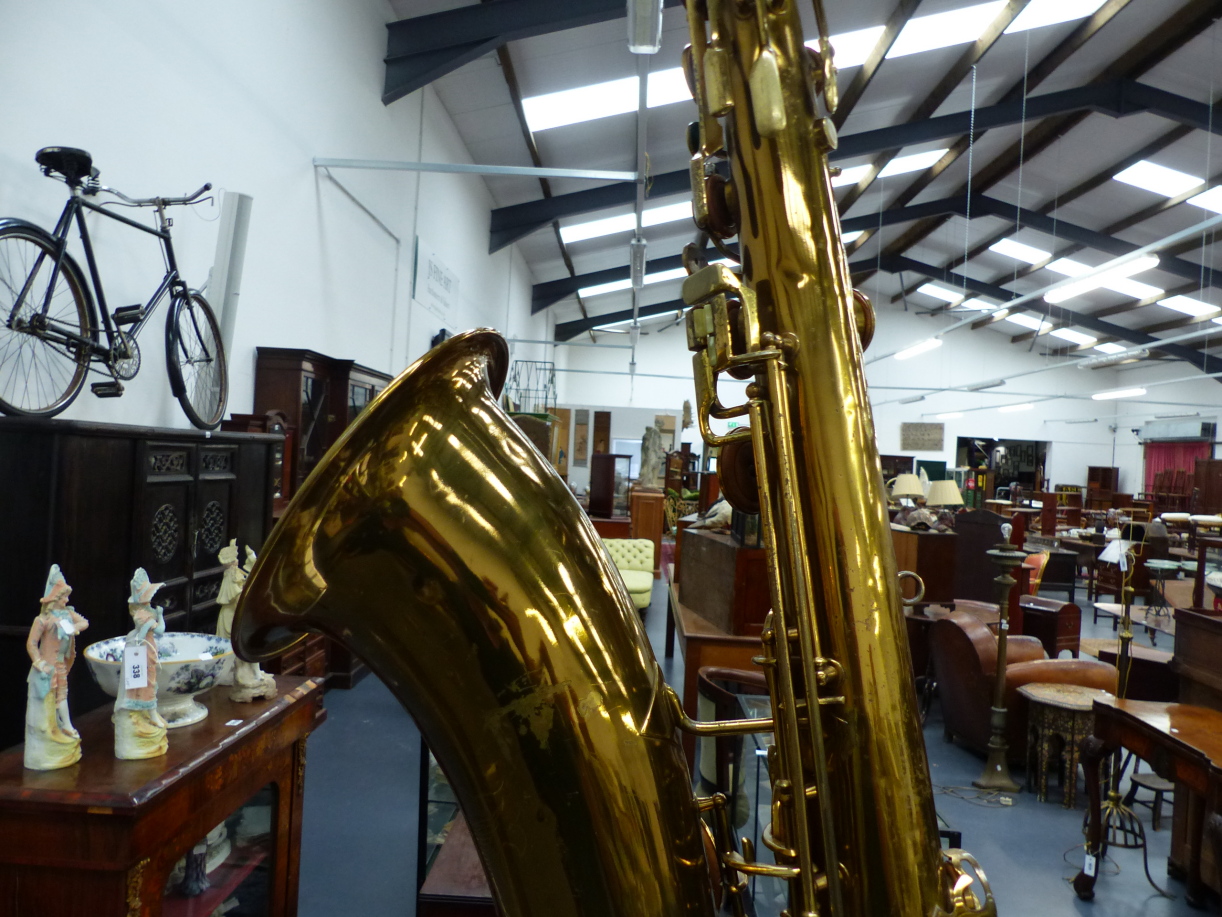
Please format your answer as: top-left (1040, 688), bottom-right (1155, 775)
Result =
top-left (298, 573), bottom-right (1203, 916)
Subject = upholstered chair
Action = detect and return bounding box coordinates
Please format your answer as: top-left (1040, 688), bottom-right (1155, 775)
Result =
top-left (929, 611), bottom-right (1117, 760)
top-left (601, 538), bottom-right (656, 610)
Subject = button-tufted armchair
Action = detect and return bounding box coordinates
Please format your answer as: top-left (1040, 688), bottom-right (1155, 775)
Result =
top-left (602, 538), bottom-right (656, 610)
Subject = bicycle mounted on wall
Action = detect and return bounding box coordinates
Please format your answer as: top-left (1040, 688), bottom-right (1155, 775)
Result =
top-left (0, 146), bottom-right (228, 429)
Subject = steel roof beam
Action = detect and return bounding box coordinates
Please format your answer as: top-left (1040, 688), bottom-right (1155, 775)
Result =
top-left (555, 299), bottom-right (686, 341)
top-left (869, 0), bottom-right (1222, 268)
top-left (493, 78), bottom-right (1214, 250)
top-left (383, 0), bottom-right (682, 104)
top-left (879, 254), bottom-right (1221, 373)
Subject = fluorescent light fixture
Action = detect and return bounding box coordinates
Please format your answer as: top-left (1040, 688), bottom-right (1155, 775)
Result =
top-left (999, 403), bottom-right (1034, 413)
top-left (894, 338), bottom-right (943, 360)
top-left (842, 230), bottom-right (864, 244)
top-left (1189, 187), bottom-right (1222, 214)
top-left (957, 298), bottom-right (996, 311)
top-left (523, 67), bottom-right (692, 132)
top-left (1043, 255), bottom-right (1161, 303)
top-left (832, 164), bottom-right (871, 188)
top-left (937, 412), bottom-right (963, 419)
top-left (1006, 0), bottom-right (1108, 32)
top-left (899, 394), bottom-right (927, 404)
top-left (989, 238), bottom-right (1051, 264)
top-left (1050, 328), bottom-right (1098, 346)
top-left (1093, 342), bottom-right (1127, 354)
top-left (888, 1), bottom-right (1006, 58)
top-left (560, 200), bottom-right (691, 244)
top-left (1004, 313), bottom-right (1053, 333)
top-left (1077, 347), bottom-right (1149, 368)
top-left (812, 25), bottom-right (885, 69)
top-left (1092, 387), bottom-right (1147, 401)
top-left (917, 283), bottom-right (964, 303)
top-left (627, 0), bottom-right (663, 54)
top-left (878, 149), bottom-right (949, 178)
top-left (1159, 295), bottom-right (1220, 317)
top-left (965, 378), bottom-right (1006, 391)
top-left (1113, 160), bottom-right (1204, 197)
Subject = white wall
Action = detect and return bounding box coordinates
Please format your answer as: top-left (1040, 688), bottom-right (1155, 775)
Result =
top-left (0, 0), bottom-right (550, 430)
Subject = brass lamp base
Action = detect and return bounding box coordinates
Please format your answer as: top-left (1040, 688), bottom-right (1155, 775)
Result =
top-left (973, 705), bottom-right (1022, 793)
top-left (973, 750), bottom-right (1022, 793)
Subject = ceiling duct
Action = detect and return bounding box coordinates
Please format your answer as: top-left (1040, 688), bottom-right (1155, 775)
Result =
top-left (1136, 418), bottom-right (1217, 442)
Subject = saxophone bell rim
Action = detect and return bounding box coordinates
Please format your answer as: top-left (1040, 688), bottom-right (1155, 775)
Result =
top-left (232, 328), bottom-right (511, 663)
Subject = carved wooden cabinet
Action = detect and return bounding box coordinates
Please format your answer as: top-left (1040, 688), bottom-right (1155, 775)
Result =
top-left (252, 347), bottom-right (392, 503)
top-left (0, 418), bottom-right (280, 750)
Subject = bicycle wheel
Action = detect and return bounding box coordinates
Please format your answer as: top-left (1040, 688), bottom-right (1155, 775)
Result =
top-left (166, 291), bottom-right (227, 429)
top-left (0, 223), bottom-right (93, 416)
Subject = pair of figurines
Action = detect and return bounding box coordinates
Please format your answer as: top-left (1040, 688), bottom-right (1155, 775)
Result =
top-left (217, 539), bottom-right (277, 703)
top-left (25, 564), bottom-right (171, 766)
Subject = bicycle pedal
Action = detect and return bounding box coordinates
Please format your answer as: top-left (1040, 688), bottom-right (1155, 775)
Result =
top-left (91, 381), bottom-right (125, 398)
top-left (112, 305), bottom-right (145, 325)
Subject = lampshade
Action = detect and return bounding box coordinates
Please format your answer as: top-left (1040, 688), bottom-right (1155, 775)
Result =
top-left (891, 474), bottom-right (924, 499)
top-left (926, 480), bottom-right (964, 507)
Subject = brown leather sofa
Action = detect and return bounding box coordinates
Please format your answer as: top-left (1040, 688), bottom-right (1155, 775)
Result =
top-left (930, 611), bottom-right (1117, 759)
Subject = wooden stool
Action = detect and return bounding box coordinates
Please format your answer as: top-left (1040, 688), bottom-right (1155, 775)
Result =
top-left (1124, 768), bottom-right (1175, 831)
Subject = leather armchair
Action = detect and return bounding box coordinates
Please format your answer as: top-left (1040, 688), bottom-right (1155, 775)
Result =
top-left (930, 611), bottom-right (1117, 759)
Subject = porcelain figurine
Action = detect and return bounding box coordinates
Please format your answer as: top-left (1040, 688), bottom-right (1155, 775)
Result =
top-left (114, 568), bottom-right (169, 760)
top-left (24, 565), bottom-right (89, 770)
top-left (216, 540), bottom-right (277, 703)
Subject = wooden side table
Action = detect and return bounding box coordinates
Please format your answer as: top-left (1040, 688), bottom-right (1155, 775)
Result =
top-left (0, 676), bottom-right (324, 916)
top-left (1018, 682), bottom-right (1113, 808)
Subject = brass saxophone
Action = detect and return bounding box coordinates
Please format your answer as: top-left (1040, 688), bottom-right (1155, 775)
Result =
top-left (676, 0), bottom-right (995, 914)
top-left (234, 1), bottom-right (996, 915)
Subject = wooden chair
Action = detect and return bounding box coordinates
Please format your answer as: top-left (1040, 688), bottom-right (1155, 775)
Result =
top-left (1022, 551), bottom-right (1050, 595)
top-left (696, 667), bottom-right (768, 826)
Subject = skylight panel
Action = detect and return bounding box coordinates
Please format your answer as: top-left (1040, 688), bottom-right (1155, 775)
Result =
top-left (1004, 313), bottom-right (1052, 333)
top-left (1113, 161), bottom-right (1204, 197)
top-left (523, 76), bottom-right (638, 132)
top-left (812, 25), bottom-right (885, 69)
top-left (887, 1), bottom-right (1007, 58)
top-left (560, 201), bottom-right (692, 244)
top-left (878, 149), bottom-right (949, 178)
top-left (641, 201), bottom-right (692, 228)
top-left (1006, 0), bottom-right (1109, 33)
top-left (1050, 328), bottom-right (1097, 346)
top-left (832, 165), bottom-right (872, 188)
top-left (1093, 342), bottom-right (1127, 354)
top-left (918, 283), bottom-right (964, 303)
top-left (1159, 295), bottom-right (1220, 317)
top-left (1044, 256), bottom-right (1161, 303)
top-left (579, 266), bottom-right (689, 299)
top-left (645, 68), bottom-right (691, 108)
top-left (989, 238), bottom-right (1051, 263)
top-left (1189, 187), bottom-right (1222, 214)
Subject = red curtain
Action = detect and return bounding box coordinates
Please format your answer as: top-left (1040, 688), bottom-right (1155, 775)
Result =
top-left (1143, 441), bottom-right (1212, 493)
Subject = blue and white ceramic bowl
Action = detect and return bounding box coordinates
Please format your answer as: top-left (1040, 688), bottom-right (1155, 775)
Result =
top-left (84, 633), bottom-right (234, 728)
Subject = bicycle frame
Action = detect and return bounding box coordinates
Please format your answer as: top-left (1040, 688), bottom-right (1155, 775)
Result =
top-left (18, 186), bottom-right (186, 361)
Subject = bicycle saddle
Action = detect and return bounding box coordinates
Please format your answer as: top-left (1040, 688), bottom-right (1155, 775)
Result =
top-left (35, 147), bottom-right (97, 184)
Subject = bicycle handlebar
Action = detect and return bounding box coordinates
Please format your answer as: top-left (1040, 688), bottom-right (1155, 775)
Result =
top-left (94, 182), bottom-right (213, 207)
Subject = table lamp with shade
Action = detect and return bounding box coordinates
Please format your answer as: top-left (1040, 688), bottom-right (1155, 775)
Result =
top-left (927, 480), bottom-right (965, 529)
top-left (890, 473), bottom-right (925, 506)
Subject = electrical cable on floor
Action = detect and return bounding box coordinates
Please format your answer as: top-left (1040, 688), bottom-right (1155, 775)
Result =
top-left (932, 783), bottom-right (1011, 807)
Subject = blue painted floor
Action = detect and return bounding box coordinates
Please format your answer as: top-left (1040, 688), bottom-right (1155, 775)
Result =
top-left (298, 576), bottom-right (1201, 916)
